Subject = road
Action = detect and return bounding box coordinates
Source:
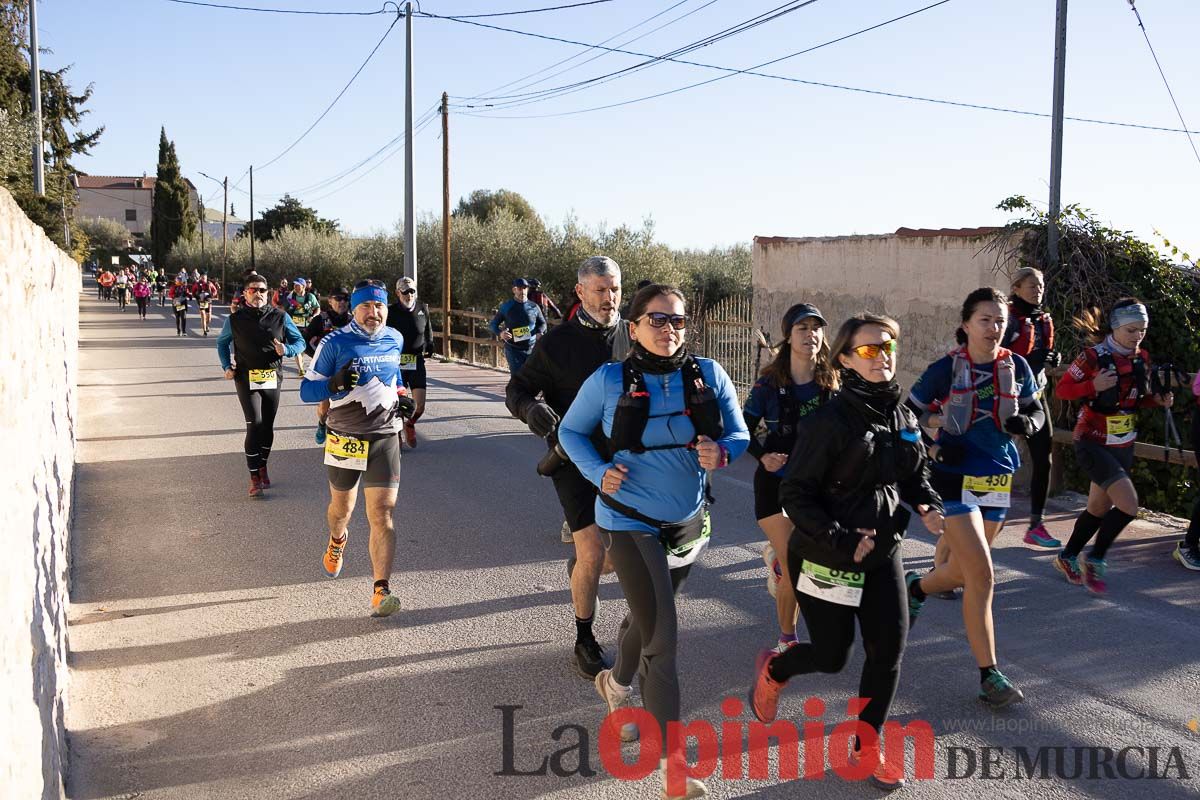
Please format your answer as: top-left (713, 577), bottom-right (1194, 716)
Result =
top-left (66, 282), bottom-right (1200, 799)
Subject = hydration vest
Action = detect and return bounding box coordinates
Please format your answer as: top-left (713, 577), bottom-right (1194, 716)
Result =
top-left (1088, 346), bottom-right (1147, 414)
top-left (608, 356), bottom-right (724, 454)
top-left (1008, 307), bottom-right (1054, 357)
top-left (763, 382), bottom-right (831, 454)
top-left (942, 347), bottom-right (1019, 436)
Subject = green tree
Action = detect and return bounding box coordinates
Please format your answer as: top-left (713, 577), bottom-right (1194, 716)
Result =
top-left (453, 188), bottom-right (540, 225)
top-left (149, 127), bottom-right (195, 268)
top-left (79, 216), bottom-right (130, 263)
top-left (239, 193), bottom-right (338, 242)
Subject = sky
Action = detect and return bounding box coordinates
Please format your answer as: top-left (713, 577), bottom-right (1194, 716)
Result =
top-left (36, 0), bottom-right (1200, 256)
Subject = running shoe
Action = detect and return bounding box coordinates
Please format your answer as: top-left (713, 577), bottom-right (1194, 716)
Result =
top-left (1173, 541), bottom-right (1200, 572)
top-left (933, 589), bottom-right (959, 601)
top-left (904, 572), bottom-right (925, 627)
top-left (749, 649), bottom-right (786, 723)
top-left (560, 521), bottom-right (574, 543)
top-left (315, 420), bottom-right (327, 446)
top-left (762, 543), bottom-right (783, 598)
top-left (573, 638), bottom-right (611, 679)
top-left (1023, 524), bottom-right (1061, 548)
top-left (850, 744), bottom-right (906, 791)
top-left (257, 464), bottom-right (270, 489)
top-left (371, 587), bottom-right (401, 618)
top-left (772, 637), bottom-right (798, 654)
top-left (404, 421), bottom-right (417, 448)
top-left (661, 767), bottom-right (708, 800)
top-left (248, 473), bottom-right (264, 498)
top-left (594, 669), bottom-right (639, 742)
top-left (979, 670), bottom-right (1025, 708)
top-left (1082, 557), bottom-right (1107, 595)
top-left (1052, 553), bottom-right (1083, 585)
top-left (323, 535), bottom-right (347, 578)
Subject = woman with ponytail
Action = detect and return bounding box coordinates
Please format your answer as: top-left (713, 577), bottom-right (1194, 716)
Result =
top-left (742, 303), bottom-right (838, 653)
top-left (1053, 298), bottom-right (1173, 591)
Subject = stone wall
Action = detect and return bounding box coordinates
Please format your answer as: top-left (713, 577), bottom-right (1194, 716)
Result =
top-left (0, 187), bottom-right (78, 800)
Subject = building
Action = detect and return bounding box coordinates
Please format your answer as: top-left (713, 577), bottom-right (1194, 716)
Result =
top-left (201, 206), bottom-right (246, 240)
top-left (72, 174), bottom-right (201, 239)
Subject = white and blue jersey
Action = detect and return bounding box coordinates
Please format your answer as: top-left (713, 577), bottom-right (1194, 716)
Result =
top-left (558, 357), bottom-right (750, 534)
top-left (300, 321), bottom-right (406, 436)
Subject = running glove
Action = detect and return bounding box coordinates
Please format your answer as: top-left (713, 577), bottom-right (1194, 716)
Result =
top-left (526, 402), bottom-right (561, 439)
top-left (1003, 415), bottom-right (1037, 437)
top-left (397, 394), bottom-right (416, 418)
top-left (327, 363), bottom-right (359, 394)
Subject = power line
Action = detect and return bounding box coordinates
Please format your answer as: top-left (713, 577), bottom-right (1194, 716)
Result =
top-left (1126, 0), bottom-right (1200, 167)
top-left (308, 111), bottom-right (440, 202)
top-left (163, 0), bottom-right (396, 15)
top-left (443, 0), bottom-right (613, 19)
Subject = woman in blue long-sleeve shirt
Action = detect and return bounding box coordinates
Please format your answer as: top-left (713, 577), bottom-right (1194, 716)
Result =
top-left (559, 284), bottom-right (748, 800)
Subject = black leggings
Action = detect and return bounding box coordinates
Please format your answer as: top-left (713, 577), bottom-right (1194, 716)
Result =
top-left (174, 308), bottom-right (187, 334)
top-left (1188, 408), bottom-right (1200, 549)
top-left (771, 547), bottom-right (907, 734)
top-left (116, 287), bottom-right (128, 309)
top-left (235, 377), bottom-right (281, 473)
top-left (135, 296), bottom-right (148, 317)
top-left (604, 529), bottom-right (693, 742)
top-left (1027, 416), bottom-right (1053, 522)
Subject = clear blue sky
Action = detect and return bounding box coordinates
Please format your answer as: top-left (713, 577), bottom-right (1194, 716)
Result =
top-left (39, 0), bottom-right (1200, 256)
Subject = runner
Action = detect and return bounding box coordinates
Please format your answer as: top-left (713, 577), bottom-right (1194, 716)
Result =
top-left (155, 271), bottom-right (168, 306)
top-left (506, 256), bottom-right (631, 679)
top-left (904, 287), bottom-right (1045, 708)
top-left (114, 269), bottom-right (131, 311)
top-left (742, 303), bottom-right (837, 653)
top-left (216, 272), bottom-right (305, 497)
top-left (271, 279), bottom-right (289, 309)
top-left (168, 276), bottom-right (192, 336)
top-left (304, 286), bottom-right (352, 445)
top-left (300, 279), bottom-right (412, 618)
top-left (1177, 368), bottom-right (1200, 570)
top-left (132, 274), bottom-right (152, 320)
top-left (1003, 267), bottom-right (1063, 548)
top-left (194, 272), bottom-right (219, 336)
top-left (1052, 298), bottom-right (1173, 592)
top-left (558, 283), bottom-right (748, 799)
top-left (528, 278), bottom-right (562, 319)
top-left (285, 278), bottom-right (320, 373)
top-left (749, 312), bottom-right (944, 791)
top-left (387, 277), bottom-right (435, 448)
top-left (489, 277), bottom-right (546, 374)
top-left (98, 267), bottom-right (115, 301)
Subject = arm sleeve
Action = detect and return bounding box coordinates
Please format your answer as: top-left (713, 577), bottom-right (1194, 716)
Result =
top-left (488, 304), bottom-right (506, 336)
top-left (505, 339), bottom-right (552, 421)
top-left (281, 317), bottom-right (305, 357)
top-left (742, 383), bottom-right (767, 461)
top-left (533, 307), bottom-right (548, 337)
top-left (300, 337), bottom-right (339, 403)
top-left (709, 360), bottom-right (750, 462)
top-left (558, 368), bottom-right (611, 487)
top-left (898, 461), bottom-right (942, 514)
top-left (216, 318), bottom-right (234, 370)
top-left (1054, 350), bottom-right (1097, 401)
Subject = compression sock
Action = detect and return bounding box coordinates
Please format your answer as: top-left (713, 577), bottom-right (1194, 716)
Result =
top-left (908, 575), bottom-right (927, 602)
top-left (1090, 508), bottom-right (1136, 560)
top-left (373, 579), bottom-right (389, 592)
top-left (1063, 511), bottom-right (1103, 558)
top-left (575, 614), bottom-right (595, 643)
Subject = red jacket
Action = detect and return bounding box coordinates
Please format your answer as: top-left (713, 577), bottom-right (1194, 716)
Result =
top-left (1055, 344), bottom-right (1157, 446)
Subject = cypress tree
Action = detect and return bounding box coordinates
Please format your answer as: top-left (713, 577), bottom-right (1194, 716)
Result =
top-left (150, 127), bottom-right (195, 268)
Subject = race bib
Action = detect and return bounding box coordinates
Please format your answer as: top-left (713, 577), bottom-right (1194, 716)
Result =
top-left (291, 315), bottom-right (307, 326)
top-left (663, 511), bottom-right (711, 569)
top-left (248, 368), bottom-right (277, 391)
top-left (1105, 414), bottom-right (1136, 445)
top-left (511, 325), bottom-right (532, 342)
top-left (198, 301), bottom-right (211, 310)
top-left (174, 300), bottom-right (186, 310)
top-left (795, 561), bottom-right (864, 607)
top-left (962, 473), bottom-right (1013, 508)
top-left (324, 432), bottom-right (369, 471)
top-left (399, 353), bottom-right (418, 371)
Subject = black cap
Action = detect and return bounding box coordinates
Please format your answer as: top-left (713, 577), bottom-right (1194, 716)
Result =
top-left (330, 286), bottom-right (351, 300)
top-left (782, 303), bottom-right (827, 336)
top-left (512, 277), bottom-right (530, 288)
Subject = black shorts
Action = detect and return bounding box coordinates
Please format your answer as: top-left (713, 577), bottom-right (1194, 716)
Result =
top-left (754, 467), bottom-right (785, 521)
top-left (400, 355), bottom-right (427, 390)
top-left (326, 430), bottom-right (401, 491)
top-left (551, 460), bottom-right (597, 533)
top-left (1075, 439), bottom-right (1135, 490)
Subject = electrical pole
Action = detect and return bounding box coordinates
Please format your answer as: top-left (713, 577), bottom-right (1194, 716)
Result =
top-left (403, 2), bottom-right (417, 282)
top-left (249, 165), bottom-right (256, 271)
top-left (29, 0), bottom-right (45, 196)
top-left (1046, 0), bottom-right (1068, 267)
top-left (222, 176), bottom-right (228, 297)
top-left (441, 91), bottom-right (451, 358)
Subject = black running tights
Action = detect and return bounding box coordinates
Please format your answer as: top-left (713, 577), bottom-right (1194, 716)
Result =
top-left (604, 529), bottom-right (692, 742)
top-left (235, 378), bottom-right (280, 473)
top-left (770, 547), bottom-right (907, 734)
top-left (1027, 417), bottom-right (1053, 522)
top-left (1188, 408), bottom-right (1200, 550)
top-left (135, 296), bottom-right (148, 317)
top-left (174, 308), bottom-right (187, 334)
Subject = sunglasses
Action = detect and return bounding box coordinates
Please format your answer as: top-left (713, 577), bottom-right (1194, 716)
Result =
top-left (331, 295), bottom-right (349, 302)
top-left (849, 340), bottom-right (899, 359)
top-left (638, 312), bottom-right (688, 330)
top-left (400, 288), bottom-right (416, 296)
top-left (246, 287), bottom-right (268, 294)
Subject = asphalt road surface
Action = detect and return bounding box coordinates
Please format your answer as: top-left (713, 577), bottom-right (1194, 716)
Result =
top-left (67, 282), bottom-right (1200, 799)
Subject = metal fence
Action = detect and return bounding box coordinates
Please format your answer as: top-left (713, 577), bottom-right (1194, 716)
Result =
top-left (689, 293), bottom-right (761, 401)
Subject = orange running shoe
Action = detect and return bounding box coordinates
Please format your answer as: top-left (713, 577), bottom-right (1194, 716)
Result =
top-left (248, 473), bottom-right (264, 498)
top-left (371, 586), bottom-right (401, 617)
top-left (258, 464), bottom-right (271, 489)
top-left (748, 649), bottom-right (786, 723)
top-left (851, 744), bottom-right (906, 791)
top-left (323, 535), bottom-right (347, 578)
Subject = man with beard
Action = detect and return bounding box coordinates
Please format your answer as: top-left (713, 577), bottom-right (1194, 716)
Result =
top-left (506, 256), bottom-right (630, 678)
top-left (387, 277), bottom-right (435, 448)
top-left (305, 286), bottom-right (353, 446)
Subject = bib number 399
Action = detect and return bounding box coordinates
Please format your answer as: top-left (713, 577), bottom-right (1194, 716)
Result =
top-left (324, 433), bottom-right (369, 471)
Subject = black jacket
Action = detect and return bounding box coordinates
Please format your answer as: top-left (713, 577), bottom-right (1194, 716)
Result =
top-left (387, 301), bottom-right (434, 356)
top-left (780, 389), bottom-right (941, 573)
top-left (303, 310), bottom-right (350, 356)
top-left (506, 316), bottom-right (630, 421)
top-left (229, 305), bottom-right (288, 372)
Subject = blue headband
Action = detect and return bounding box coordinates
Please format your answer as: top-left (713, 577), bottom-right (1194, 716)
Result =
top-left (351, 285), bottom-right (388, 309)
top-left (1109, 304), bottom-right (1148, 330)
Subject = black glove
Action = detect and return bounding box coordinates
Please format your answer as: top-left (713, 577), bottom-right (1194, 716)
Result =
top-left (526, 402), bottom-right (561, 439)
top-left (935, 440), bottom-right (967, 466)
top-left (1004, 415), bottom-right (1036, 437)
top-left (327, 362), bottom-right (359, 394)
top-left (827, 524), bottom-right (870, 562)
top-left (1044, 351), bottom-right (1063, 368)
top-left (397, 394), bottom-right (416, 418)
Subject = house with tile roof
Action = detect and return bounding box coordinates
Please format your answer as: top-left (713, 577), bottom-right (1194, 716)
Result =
top-left (72, 174), bottom-right (201, 240)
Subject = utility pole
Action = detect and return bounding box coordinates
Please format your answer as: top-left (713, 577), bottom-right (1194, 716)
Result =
top-left (29, 0), bottom-right (45, 195)
top-left (1046, 0), bottom-right (1068, 267)
top-left (249, 165), bottom-right (256, 271)
top-left (403, 2), bottom-right (417, 282)
top-left (441, 91), bottom-right (451, 358)
top-left (222, 176), bottom-right (228, 297)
